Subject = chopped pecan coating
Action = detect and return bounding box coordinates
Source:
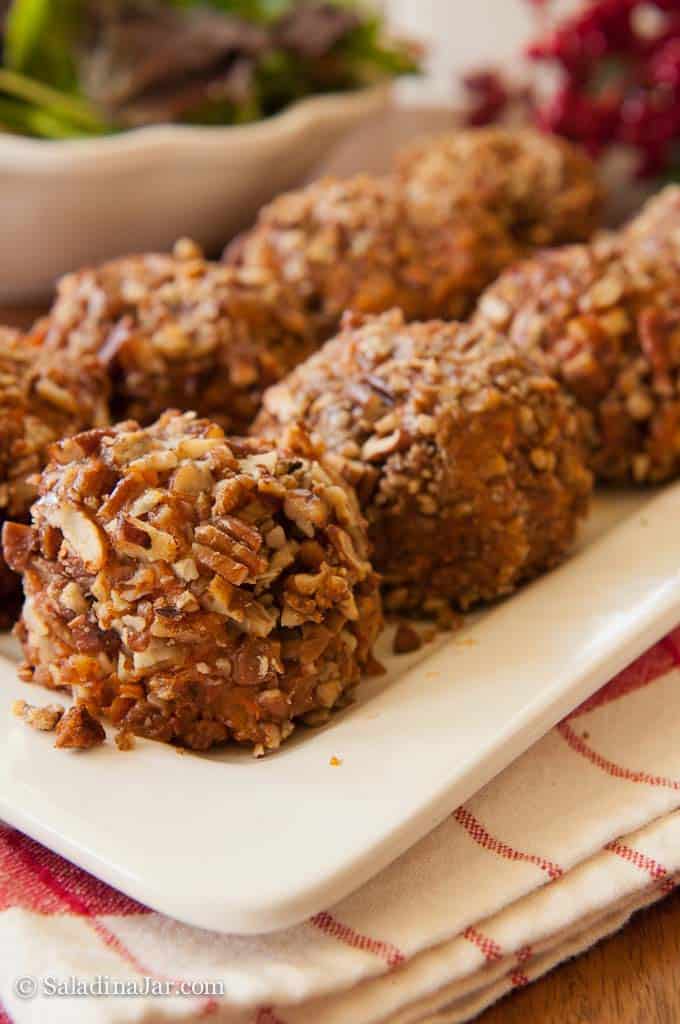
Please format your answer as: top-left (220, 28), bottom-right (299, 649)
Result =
top-left (226, 175), bottom-right (519, 339)
top-left (396, 127), bottom-right (602, 248)
top-left (55, 705), bottom-right (106, 750)
top-left (8, 411), bottom-right (382, 753)
top-left (2, 521), bottom-right (37, 574)
top-left (622, 186), bottom-right (680, 250)
top-left (474, 231), bottom-right (680, 483)
top-left (0, 329), bottom-right (109, 624)
top-left (254, 310), bottom-right (592, 613)
top-left (34, 239), bottom-right (315, 434)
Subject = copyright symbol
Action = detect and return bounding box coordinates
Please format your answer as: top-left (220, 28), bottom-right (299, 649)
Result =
top-left (14, 976), bottom-right (37, 1000)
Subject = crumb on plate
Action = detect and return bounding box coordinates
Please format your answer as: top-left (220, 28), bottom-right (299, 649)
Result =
top-left (393, 622), bottom-right (422, 655)
top-left (115, 728), bottom-right (135, 752)
top-left (54, 705), bottom-right (106, 750)
top-left (12, 698), bottom-right (64, 732)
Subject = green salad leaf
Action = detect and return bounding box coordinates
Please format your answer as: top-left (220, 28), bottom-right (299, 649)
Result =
top-left (5, 0), bottom-right (83, 91)
top-left (0, 0), bottom-right (419, 139)
top-left (171, 0), bottom-right (312, 23)
top-left (341, 16), bottom-right (419, 77)
top-left (0, 68), bottom-right (108, 133)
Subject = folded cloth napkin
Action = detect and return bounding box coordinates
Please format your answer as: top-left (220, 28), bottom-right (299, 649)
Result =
top-left (2, 627), bottom-right (680, 1024)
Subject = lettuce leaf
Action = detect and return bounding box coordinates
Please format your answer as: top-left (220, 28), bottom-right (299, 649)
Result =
top-left (5, 0), bottom-right (82, 91)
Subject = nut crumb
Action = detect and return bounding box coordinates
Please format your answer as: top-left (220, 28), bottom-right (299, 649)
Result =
top-left (12, 699), bottom-right (28, 719)
top-left (12, 699), bottom-right (64, 732)
top-left (365, 652), bottom-right (387, 676)
top-left (393, 623), bottom-right (422, 655)
top-left (54, 705), bottom-right (106, 750)
top-left (115, 729), bottom-right (135, 751)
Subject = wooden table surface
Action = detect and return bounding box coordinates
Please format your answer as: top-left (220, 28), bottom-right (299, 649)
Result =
top-left (6, 107), bottom-right (680, 1024)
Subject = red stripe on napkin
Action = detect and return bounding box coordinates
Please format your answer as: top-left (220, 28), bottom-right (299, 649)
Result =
top-left (2, 827), bottom-right (218, 1015)
top-left (605, 839), bottom-right (676, 893)
top-left (557, 721), bottom-right (680, 790)
top-left (255, 1007), bottom-right (287, 1024)
top-left (310, 911), bottom-right (405, 967)
top-left (0, 826), bottom-right (147, 916)
top-left (510, 945), bottom-right (533, 987)
top-left (462, 926), bottom-right (503, 962)
top-left (453, 807), bottom-right (563, 879)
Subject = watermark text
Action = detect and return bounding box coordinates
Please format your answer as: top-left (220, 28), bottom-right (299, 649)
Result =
top-left (14, 975), bottom-right (224, 1000)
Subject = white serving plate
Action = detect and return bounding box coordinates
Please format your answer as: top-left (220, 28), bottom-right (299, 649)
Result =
top-left (0, 486), bottom-right (677, 935)
top-left (0, 84), bottom-right (388, 302)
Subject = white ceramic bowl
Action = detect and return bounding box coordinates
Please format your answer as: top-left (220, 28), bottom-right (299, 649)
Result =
top-left (0, 84), bottom-right (389, 302)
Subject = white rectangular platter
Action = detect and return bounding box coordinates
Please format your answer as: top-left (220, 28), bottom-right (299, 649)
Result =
top-left (0, 486), bottom-right (677, 935)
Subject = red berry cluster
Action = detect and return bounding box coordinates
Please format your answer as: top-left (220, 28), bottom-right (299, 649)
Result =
top-left (463, 0), bottom-right (680, 179)
top-left (461, 70), bottom-right (511, 126)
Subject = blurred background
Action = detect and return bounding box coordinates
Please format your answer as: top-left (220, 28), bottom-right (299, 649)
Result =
top-left (1, 0), bottom-right (677, 298)
top-left (387, 0), bottom-right (540, 106)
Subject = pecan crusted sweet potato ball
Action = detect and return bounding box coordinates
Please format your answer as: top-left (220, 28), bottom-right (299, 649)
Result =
top-left (474, 235), bottom-right (680, 483)
top-left (0, 329), bottom-right (109, 625)
top-left (622, 186), bottom-right (680, 250)
top-left (4, 412), bottom-right (382, 754)
top-left (254, 310), bottom-right (592, 615)
top-left (34, 240), bottom-right (315, 434)
top-left (395, 126), bottom-right (603, 248)
top-left (226, 175), bottom-right (519, 339)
